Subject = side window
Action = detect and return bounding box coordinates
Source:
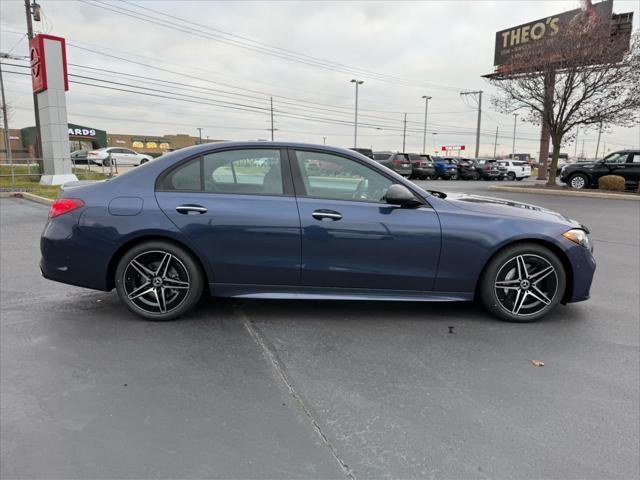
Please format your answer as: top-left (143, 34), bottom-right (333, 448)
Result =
top-left (630, 154), bottom-right (640, 163)
top-left (295, 150), bottom-right (393, 202)
top-left (604, 152), bottom-right (628, 164)
top-left (158, 158), bottom-right (202, 191)
top-left (203, 149), bottom-right (283, 195)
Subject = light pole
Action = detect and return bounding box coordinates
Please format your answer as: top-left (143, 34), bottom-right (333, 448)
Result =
top-left (511, 113), bottom-right (518, 158)
top-left (323, 136), bottom-right (326, 145)
top-left (197, 127), bottom-right (203, 145)
top-left (431, 132), bottom-right (438, 154)
top-left (421, 95), bottom-right (432, 154)
top-left (350, 79), bottom-right (363, 148)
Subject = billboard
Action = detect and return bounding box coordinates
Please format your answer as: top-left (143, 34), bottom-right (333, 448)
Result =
top-left (493, 0), bottom-right (614, 67)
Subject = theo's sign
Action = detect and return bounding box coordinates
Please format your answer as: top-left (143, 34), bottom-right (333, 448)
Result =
top-left (493, 0), bottom-right (613, 67)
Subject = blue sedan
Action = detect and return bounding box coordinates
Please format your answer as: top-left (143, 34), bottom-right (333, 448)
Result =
top-left (41, 142), bottom-right (596, 322)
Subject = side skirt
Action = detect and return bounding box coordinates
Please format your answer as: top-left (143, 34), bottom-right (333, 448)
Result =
top-left (210, 283), bottom-right (473, 302)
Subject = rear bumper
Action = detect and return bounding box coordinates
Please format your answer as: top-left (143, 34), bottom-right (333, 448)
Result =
top-left (40, 215), bottom-right (113, 291)
top-left (413, 167), bottom-right (436, 177)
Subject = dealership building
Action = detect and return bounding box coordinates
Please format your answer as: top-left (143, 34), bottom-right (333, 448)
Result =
top-left (1, 124), bottom-right (223, 161)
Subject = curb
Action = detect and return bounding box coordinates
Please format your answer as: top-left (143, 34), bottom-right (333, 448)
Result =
top-left (0, 191), bottom-right (54, 205)
top-left (488, 185), bottom-right (640, 201)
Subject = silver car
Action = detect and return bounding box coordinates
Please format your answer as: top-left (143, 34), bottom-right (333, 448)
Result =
top-left (87, 147), bottom-right (153, 167)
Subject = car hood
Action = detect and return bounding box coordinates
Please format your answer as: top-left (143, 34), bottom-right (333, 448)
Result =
top-left (443, 193), bottom-right (583, 228)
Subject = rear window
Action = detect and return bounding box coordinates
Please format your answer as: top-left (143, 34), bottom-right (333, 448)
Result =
top-left (373, 153), bottom-right (390, 160)
top-left (513, 161), bottom-right (527, 166)
top-left (396, 154), bottom-right (409, 161)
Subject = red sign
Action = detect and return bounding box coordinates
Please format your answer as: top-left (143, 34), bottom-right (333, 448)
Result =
top-left (441, 146), bottom-right (446, 151)
top-left (461, 145), bottom-right (465, 151)
top-left (29, 34), bottom-right (69, 94)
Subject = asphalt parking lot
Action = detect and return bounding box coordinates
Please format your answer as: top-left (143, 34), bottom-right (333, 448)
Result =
top-left (1, 181), bottom-right (639, 479)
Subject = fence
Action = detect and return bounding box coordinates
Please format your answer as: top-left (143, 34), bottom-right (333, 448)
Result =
top-left (0, 155), bottom-right (121, 187)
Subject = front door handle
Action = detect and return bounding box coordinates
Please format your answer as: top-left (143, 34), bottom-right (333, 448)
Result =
top-left (176, 204), bottom-right (208, 215)
top-left (312, 209), bottom-right (342, 221)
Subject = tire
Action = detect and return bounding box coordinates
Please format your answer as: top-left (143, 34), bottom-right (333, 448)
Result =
top-left (479, 243), bottom-right (566, 322)
top-left (472, 172), bottom-right (480, 181)
top-left (103, 157), bottom-right (111, 167)
top-left (507, 172), bottom-right (516, 181)
top-left (568, 173), bottom-right (588, 190)
top-left (441, 175), bottom-right (451, 180)
top-left (115, 240), bottom-right (204, 321)
top-left (140, 158), bottom-right (149, 165)
top-left (498, 175), bottom-right (505, 181)
top-left (516, 177), bottom-right (524, 181)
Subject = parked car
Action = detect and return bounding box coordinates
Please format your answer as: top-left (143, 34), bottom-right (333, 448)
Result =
top-left (547, 156), bottom-right (568, 175)
top-left (349, 147), bottom-right (374, 159)
top-left (455, 158), bottom-right (482, 180)
top-left (41, 141), bottom-right (596, 323)
top-left (70, 150), bottom-right (89, 164)
top-left (87, 147), bottom-right (153, 167)
top-left (372, 151), bottom-right (412, 177)
top-left (432, 157), bottom-right (459, 180)
top-left (560, 149), bottom-right (640, 190)
top-left (498, 160), bottom-right (532, 181)
top-left (407, 153), bottom-right (436, 180)
top-left (475, 159), bottom-right (505, 180)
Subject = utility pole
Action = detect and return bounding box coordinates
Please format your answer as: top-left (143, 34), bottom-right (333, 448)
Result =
top-left (270, 97), bottom-right (275, 141)
top-left (322, 136), bottom-right (326, 145)
top-left (25, 0), bottom-right (42, 163)
top-left (493, 126), bottom-right (499, 159)
top-left (574, 126), bottom-right (579, 158)
top-left (511, 113), bottom-right (518, 158)
top-left (595, 122), bottom-right (603, 159)
top-left (196, 127), bottom-right (203, 144)
top-left (402, 113), bottom-right (407, 152)
top-left (350, 79), bottom-right (363, 148)
top-left (0, 60), bottom-right (14, 183)
top-left (581, 139), bottom-right (585, 159)
top-left (421, 95), bottom-right (432, 154)
top-left (460, 90), bottom-right (482, 157)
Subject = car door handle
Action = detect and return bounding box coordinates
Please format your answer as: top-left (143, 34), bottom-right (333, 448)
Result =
top-left (312, 209), bottom-right (342, 221)
top-left (176, 204), bottom-right (208, 214)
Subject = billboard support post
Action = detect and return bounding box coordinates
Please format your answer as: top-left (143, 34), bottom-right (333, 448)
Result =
top-left (537, 70), bottom-right (554, 180)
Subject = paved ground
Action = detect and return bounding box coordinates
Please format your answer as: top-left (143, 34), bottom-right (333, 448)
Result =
top-left (1, 179), bottom-right (639, 479)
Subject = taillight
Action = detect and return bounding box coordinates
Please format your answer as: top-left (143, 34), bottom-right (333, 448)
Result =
top-left (48, 198), bottom-right (84, 218)
top-left (393, 159), bottom-right (402, 165)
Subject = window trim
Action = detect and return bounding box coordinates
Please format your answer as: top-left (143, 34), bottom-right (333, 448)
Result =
top-left (155, 147), bottom-right (295, 197)
top-left (287, 147), bottom-right (428, 207)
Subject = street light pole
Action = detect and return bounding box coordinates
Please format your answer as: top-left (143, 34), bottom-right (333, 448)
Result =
top-left (421, 95), bottom-right (432, 154)
top-left (595, 122), bottom-right (603, 159)
top-left (350, 79), bottom-right (363, 148)
top-left (197, 127), bottom-right (203, 144)
top-left (512, 113), bottom-right (518, 158)
top-left (402, 113), bottom-right (407, 152)
top-left (460, 90), bottom-right (482, 157)
top-left (493, 126), bottom-right (499, 159)
top-left (0, 60), bottom-right (15, 183)
top-left (270, 97), bottom-right (275, 141)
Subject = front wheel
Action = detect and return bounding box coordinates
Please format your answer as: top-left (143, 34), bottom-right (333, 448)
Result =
top-left (115, 241), bottom-right (204, 321)
top-left (568, 173), bottom-right (588, 190)
top-left (479, 243), bottom-right (566, 322)
top-left (507, 172), bottom-right (516, 181)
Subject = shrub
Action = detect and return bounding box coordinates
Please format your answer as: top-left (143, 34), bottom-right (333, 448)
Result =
top-left (598, 175), bottom-right (625, 192)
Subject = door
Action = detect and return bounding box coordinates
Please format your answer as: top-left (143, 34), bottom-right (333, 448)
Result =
top-left (291, 149), bottom-right (441, 291)
top-left (625, 153), bottom-right (640, 185)
top-left (156, 148), bottom-right (301, 286)
top-left (595, 151), bottom-right (629, 184)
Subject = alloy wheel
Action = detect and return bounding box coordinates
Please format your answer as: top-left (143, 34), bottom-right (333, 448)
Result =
top-left (123, 250), bottom-right (191, 315)
top-left (570, 175), bottom-right (586, 189)
top-left (494, 254), bottom-right (558, 317)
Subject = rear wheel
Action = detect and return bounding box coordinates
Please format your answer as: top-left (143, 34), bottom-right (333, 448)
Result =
top-left (103, 157), bottom-right (111, 167)
top-left (139, 158), bottom-right (149, 165)
top-left (507, 172), bottom-right (516, 181)
top-left (115, 241), bottom-right (204, 321)
top-left (479, 243), bottom-right (566, 322)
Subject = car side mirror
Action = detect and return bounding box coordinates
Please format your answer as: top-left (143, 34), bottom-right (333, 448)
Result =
top-left (385, 184), bottom-right (421, 207)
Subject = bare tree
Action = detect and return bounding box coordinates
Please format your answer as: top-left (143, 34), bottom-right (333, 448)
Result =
top-left (489, 13), bottom-right (640, 185)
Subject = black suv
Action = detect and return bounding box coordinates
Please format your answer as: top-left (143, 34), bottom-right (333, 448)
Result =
top-left (456, 158), bottom-right (482, 180)
top-left (560, 150), bottom-right (640, 190)
top-left (476, 159), bottom-right (506, 180)
top-left (407, 153), bottom-right (436, 180)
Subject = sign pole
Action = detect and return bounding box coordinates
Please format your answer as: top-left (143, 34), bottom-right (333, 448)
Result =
top-left (537, 70), bottom-right (554, 180)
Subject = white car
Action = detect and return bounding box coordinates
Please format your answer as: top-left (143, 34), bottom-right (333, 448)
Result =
top-left (87, 147), bottom-right (153, 167)
top-left (499, 160), bottom-right (531, 181)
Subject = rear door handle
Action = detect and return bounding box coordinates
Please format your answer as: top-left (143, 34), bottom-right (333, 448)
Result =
top-left (176, 204), bottom-right (208, 214)
top-left (312, 209), bottom-right (342, 221)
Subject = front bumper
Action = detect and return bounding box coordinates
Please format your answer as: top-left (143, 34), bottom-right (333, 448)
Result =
top-left (564, 243), bottom-right (597, 303)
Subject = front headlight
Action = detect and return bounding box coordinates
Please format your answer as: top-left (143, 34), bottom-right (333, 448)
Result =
top-left (562, 229), bottom-right (592, 251)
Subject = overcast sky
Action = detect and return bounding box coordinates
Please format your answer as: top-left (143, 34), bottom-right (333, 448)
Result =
top-left (1, 0), bottom-right (639, 157)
